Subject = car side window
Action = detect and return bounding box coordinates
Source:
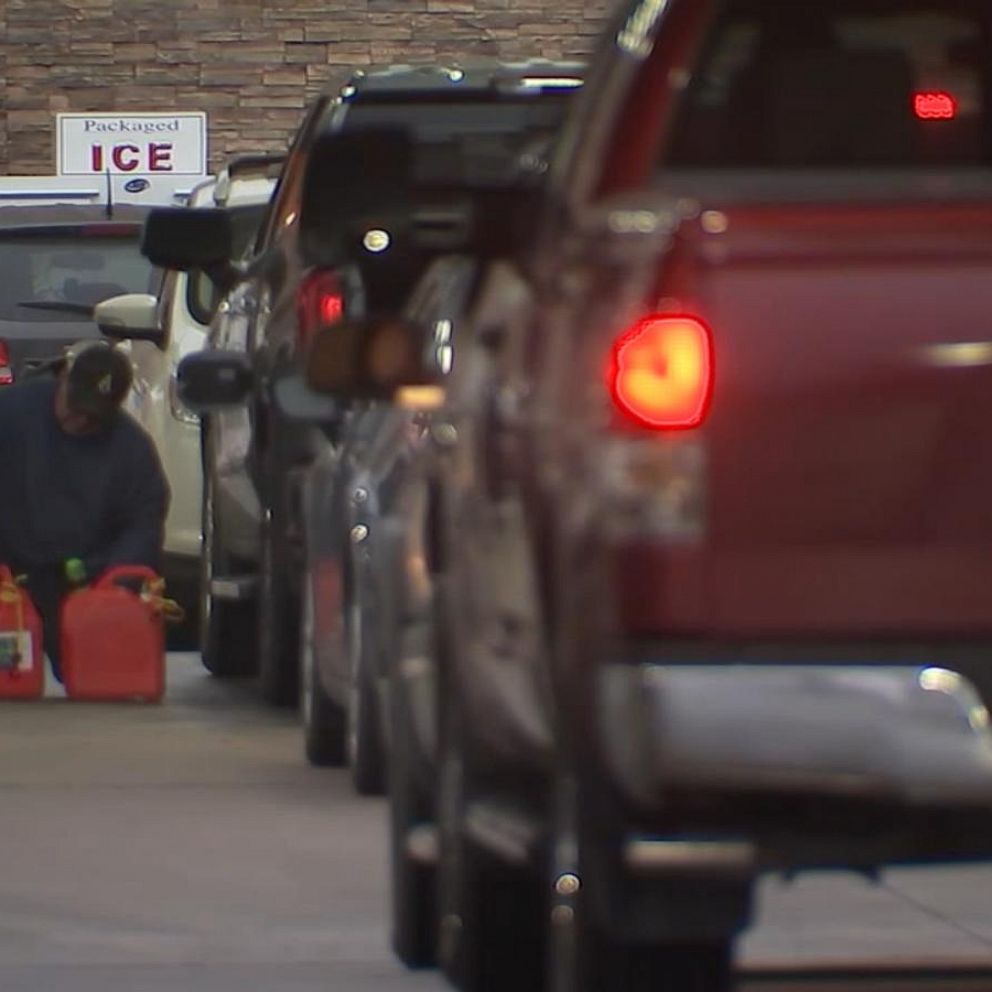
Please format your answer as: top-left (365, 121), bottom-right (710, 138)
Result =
top-left (589, 0), bottom-right (715, 200)
top-left (253, 95), bottom-right (331, 254)
top-left (546, 8), bottom-right (634, 211)
top-left (547, 0), bottom-right (716, 211)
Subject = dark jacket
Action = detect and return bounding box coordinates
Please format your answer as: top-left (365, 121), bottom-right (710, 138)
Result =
top-left (0, 378), bottom-right (170, 580)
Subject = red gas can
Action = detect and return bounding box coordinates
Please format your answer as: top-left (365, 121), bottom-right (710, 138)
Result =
top-left (0, 565), bottom-right (45, 699)
top-left (61, 565), bottom-right (166, 703)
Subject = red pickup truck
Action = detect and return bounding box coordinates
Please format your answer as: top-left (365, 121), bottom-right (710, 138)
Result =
top-left (538, 2), bottom-right (992, 986)
top-left (425, 1), bottom-right (992, 988)
top-left (197, 1), bottom-right (992, 989)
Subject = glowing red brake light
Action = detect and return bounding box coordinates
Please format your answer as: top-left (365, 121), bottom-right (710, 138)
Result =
top-left (914, 91), bottom-right (956, 121)
top-left (0, 341), bottom-right (12, 386)
top-left (608, 315), bottom-right (712, 429)
top-left (297, 269), bottom-right (344, 350)
top-left (319, 292), bottom-right (343, 325)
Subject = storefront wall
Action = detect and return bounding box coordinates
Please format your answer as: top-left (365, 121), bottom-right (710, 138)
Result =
top-left (1, 0), bottom-right (613, 175)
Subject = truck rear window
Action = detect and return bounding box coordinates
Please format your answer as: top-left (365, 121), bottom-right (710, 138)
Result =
top-left (343, 98), bottom-right (572, 185)
top-left (666, 0), bottom-right (992, 169)
top-left (0, 234), bottom-right (157, 323)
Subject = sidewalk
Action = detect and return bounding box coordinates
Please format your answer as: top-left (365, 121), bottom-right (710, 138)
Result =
top-left (5, 654), bottom-right (992, 980)
top-left (741, 854), bottom-right (992, 970)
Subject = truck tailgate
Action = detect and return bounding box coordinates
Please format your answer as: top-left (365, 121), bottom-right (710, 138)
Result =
top-left (621, 203), bottom-right (992, 636)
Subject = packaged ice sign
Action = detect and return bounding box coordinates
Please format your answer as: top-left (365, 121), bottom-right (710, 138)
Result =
top-left (57, 112), bottom-right (208, 176)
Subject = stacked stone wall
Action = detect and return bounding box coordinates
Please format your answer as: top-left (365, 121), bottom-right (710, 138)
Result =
top-left (1, 0), bottom-right (612, 175)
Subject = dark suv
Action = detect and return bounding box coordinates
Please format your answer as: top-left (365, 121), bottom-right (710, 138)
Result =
top-left (145, 61), bottom-right (583, 706)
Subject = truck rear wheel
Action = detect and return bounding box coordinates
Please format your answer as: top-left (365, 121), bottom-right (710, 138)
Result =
top-left (549, 777), bottom-right (736, 992)
top-left (200, 469), bottom-right (256, 678)
top-left (437, 752), bottom-right (545, 992)
top-left (257, 505), bottom-right (300, 707)
top-left (552, 926), bottom-right (733, 992)
top-left (388, 639), bottom-right (437, 967)
top-left (300, 564), bottom-right (346, 766)
top-left (347, 599), bottom-right (385, 795)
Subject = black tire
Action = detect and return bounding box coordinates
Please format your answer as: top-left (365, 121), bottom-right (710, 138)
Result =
top-left (348, 599), bottom-right (385, 795)
top-left (555, 923), bottom-right (734, 992)
top-left (437, 748), bottom-right (545, 992)
top-left (548, 777), bottom-right (736, 992)
top-left (389, 623), bottom-right (438, 967)
top-left (549, 900), bottom-right (736, 992)
top-left (301, 565), bottom-right (347, 767)
top-left (166, 609), bottom-right (200, 652)
top-left (257, 504), bottom-right (300, 707)
top-left (199, 468), bottom-right (257, 678)
top-left (165, 572), bottom-right (200, 651)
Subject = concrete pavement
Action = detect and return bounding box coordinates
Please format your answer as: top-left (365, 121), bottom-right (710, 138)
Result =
top-left (0, 653), bottom-right (988, 991)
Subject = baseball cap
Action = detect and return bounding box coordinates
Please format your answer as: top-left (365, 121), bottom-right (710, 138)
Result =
top-left (64, 340), bottom-right (133, 427)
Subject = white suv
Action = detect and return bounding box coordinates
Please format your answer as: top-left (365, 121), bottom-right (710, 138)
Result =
top-left (94, 157), bottom-right (280, 640)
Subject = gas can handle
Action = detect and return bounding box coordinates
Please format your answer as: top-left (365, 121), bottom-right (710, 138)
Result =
top-left (0, 564), bottom-right (15, 585)
top-left (94, 564), bottom-right (162, 590)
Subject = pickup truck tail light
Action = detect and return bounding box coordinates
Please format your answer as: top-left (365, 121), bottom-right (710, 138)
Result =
top-left (595, 315), bottom-right (711, 541)
top-left (296, 269), bottom-right (344, 351)
top-left (608, 314), bottom-right (712, 429)
top-left (0, 341), bottom-right (13, 385)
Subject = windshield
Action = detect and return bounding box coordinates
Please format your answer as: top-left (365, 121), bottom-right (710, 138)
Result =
top-left (665, 0), bottom-right (992, 169)
top-left (0, 231), bottom-right (158, 322)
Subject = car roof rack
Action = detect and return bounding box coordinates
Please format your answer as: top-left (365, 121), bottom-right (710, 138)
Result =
top-left (211, 153), bottom-right (286, 206)
top-left (226, 153), bottom-right (287, 179)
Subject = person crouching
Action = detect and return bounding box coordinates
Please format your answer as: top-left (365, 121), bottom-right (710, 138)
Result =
top-left (0, 341), bottom-right (170, 683)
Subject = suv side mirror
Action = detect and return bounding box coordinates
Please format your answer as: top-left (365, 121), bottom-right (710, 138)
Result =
top-left (175, 350), bottom-right (254, 413)
top-left (303, 315), bottom-right (443, 408)
top-left (94, 293), bottom-right (164, 346)
top-left (142, 207), bottom-right (234, 272)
